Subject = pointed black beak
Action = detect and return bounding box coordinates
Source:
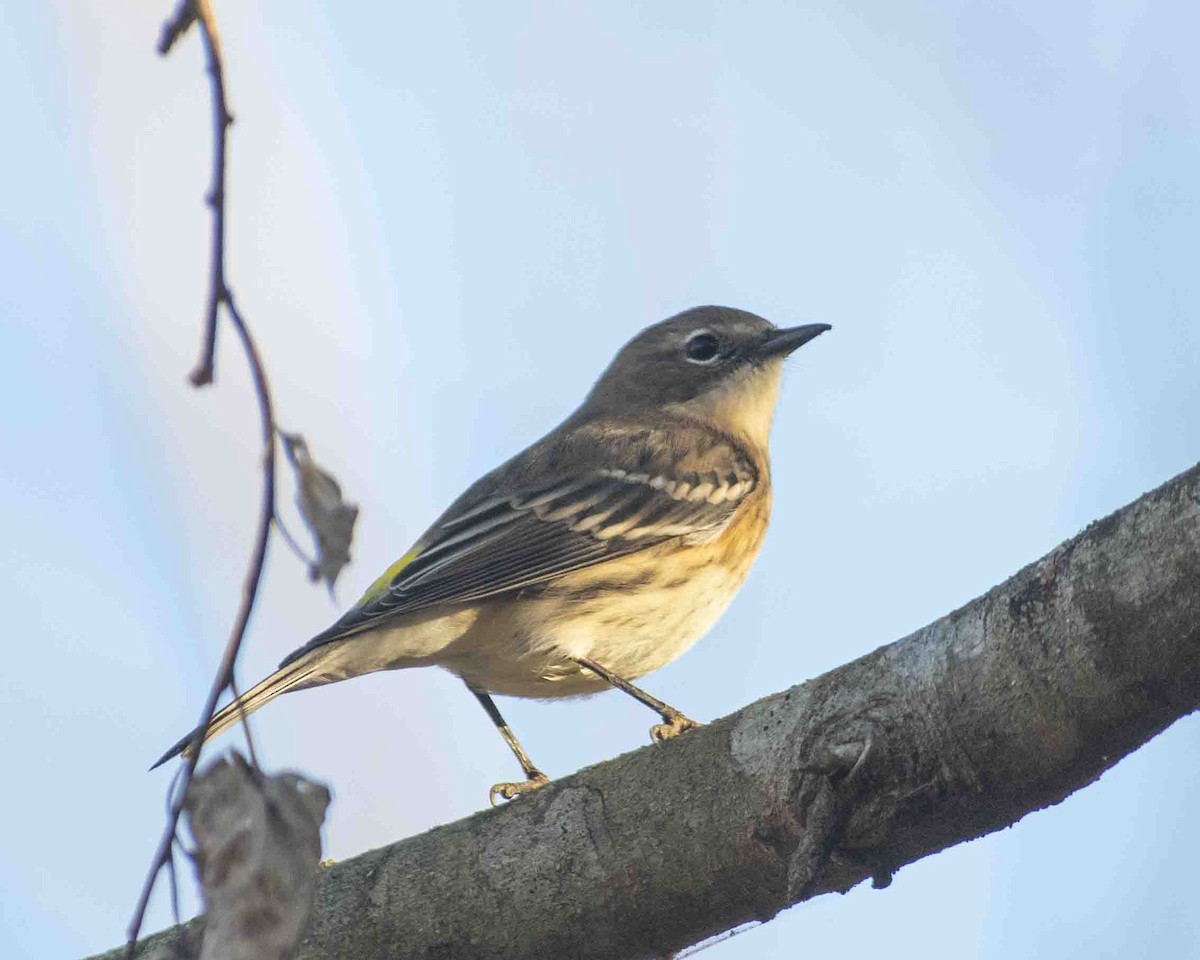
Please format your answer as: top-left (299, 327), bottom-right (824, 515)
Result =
top-left (754, 323), bottom-right (832, 360)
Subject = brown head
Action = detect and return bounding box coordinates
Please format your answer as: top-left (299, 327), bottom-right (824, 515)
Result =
top-left (581, 306), bottom-right (830, 448)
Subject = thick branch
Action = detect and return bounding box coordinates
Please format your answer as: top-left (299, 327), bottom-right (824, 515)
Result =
top-left (102, 461), bottom-right (1200, 960)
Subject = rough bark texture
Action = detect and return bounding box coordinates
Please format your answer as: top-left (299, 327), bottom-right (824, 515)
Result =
top-left (96, 461), bottom-right (1200, 960)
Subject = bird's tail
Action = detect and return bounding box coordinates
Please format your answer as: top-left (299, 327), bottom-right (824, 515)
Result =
top-left (149, 656), bottom-right (319, 770)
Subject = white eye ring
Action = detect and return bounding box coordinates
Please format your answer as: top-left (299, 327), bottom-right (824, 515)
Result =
top-left (684, 330), bottom-right (721, 364)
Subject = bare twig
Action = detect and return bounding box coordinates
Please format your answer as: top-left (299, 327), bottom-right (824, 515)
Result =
top-left (165, 854), bottom-right (181, 930)
top-left (228, 673), bottom-right (260, 770)
top-left (127, 2), bottom-right (274, 954)
top-left (160, 0), bottom-right (232, 388)
top-left (272, 507), bottom-right (319, 571)
top-left (156, 0), bottom-right (197, 56)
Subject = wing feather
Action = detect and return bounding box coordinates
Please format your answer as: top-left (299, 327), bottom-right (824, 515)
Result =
top-left (285, 424), bottom-right (758, 664)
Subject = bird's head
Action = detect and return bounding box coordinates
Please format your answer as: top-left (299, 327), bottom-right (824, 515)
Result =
top-left (583, 306), bottom-right (830, 447)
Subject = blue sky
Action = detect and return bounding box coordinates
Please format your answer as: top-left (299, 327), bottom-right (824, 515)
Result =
top-left (2, 2), bottom-right (1197, 957)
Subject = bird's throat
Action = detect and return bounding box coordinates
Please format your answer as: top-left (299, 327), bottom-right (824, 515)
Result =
top-left (666, 363), bottom-right (783, 453)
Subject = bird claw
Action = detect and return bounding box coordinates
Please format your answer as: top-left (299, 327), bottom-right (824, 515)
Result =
top-left (650, 713), bottom-right (701, 742)
top-left (489, 772), bottom-right (550, 806)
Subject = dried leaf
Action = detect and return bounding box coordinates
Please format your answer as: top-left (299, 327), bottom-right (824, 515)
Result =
top-left (184, 754), bottom-right (331, 960)
top-left (281, 433), bottom-right (358, 596)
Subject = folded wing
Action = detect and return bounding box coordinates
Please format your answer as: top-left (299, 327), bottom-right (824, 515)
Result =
top-left (283, 423), bottom-right (757, 665)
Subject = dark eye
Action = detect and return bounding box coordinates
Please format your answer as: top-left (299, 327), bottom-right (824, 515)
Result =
top-left (684, 332), bottom-right (720, 364)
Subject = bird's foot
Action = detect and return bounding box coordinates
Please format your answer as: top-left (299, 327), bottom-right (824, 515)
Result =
top-left (489, 771), bottom-right (550, 806)
top-left (650, 712), bottom-right (701, 742)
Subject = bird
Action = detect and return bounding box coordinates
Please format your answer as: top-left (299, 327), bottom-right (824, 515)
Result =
top-left (153, 305), bottom-right (830, 803)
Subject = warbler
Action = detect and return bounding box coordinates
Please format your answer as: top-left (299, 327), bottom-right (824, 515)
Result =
top-left (154, 306), bottom-right (830, 802)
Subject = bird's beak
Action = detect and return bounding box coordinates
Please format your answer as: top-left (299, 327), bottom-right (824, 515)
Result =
top-left (754, 323), bottom-right (832, 360)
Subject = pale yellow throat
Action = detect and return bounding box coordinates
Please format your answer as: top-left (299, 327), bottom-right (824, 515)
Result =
top-left (667, 362), bottom-right (784, 452)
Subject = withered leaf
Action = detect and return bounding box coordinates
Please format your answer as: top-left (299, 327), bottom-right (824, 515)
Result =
top-left (184, 754), bottom-right (331, 960)
top-left (280, 432), bottom-right (358, 597)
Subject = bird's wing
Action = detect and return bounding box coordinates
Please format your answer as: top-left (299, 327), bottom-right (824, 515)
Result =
top-left (282, 421), bottom-right (758, 665)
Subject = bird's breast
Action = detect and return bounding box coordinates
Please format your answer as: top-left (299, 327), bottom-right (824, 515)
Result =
top-left (442, 485), bottom-right (773, 698)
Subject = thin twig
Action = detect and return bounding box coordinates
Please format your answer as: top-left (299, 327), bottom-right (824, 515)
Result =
top-left (125, 323), bottom-right (273, 954)
top-left (164, 762), bottom-right (185, 818)
top-left (180, 0), bottom-right (231, 388)
top-left (229, 672), bottom-right (260, 769)
top-left (157, 0), bottom-right (194, 55)
top-left (127, 2), bottom-right (274, 954)
top-left (165, 854), bottom-right (181, 930)
top-left (273, 507), bottom-right (319, 570)
top-left (125, 295), bottom-right (274, 951)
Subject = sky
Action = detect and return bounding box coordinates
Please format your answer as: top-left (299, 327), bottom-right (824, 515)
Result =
top-left (1, 1), bottom-right (1198, 958)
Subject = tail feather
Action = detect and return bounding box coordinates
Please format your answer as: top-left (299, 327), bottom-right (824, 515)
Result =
top-left (149, 658), bottom-right (316, 770)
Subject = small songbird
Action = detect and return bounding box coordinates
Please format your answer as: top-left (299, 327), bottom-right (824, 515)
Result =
top-left (154, 306), bottom-right (830, 802)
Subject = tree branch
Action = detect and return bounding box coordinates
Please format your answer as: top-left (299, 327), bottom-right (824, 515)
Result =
top-left (159, 0), bottom-right (231, 388)
top-left (126, 4), bottom-right (277, 954)
top-left (100, 460), bottom-right (1200, 960)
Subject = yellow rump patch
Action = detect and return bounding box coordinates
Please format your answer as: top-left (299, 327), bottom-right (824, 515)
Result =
top-left (357, 546), bottom-right (422, 606)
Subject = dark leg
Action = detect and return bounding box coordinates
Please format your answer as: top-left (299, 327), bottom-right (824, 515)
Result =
top-left (467, 683), bottom-right (550, 805)
top-left (571, 656), bottom-right (701, 742)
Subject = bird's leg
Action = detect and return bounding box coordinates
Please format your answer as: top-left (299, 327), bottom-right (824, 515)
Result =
top-left (571, 656), bottom-right (701, 742)
top-left (467, 684), bottom-right (550, 805)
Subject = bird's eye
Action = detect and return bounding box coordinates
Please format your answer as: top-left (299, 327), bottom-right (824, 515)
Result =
top-left (684, 332), bottom-right (720, 364)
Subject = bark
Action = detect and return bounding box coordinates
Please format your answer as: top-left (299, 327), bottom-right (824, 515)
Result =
top-left (95, 461), bottom-right (1200, 960)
